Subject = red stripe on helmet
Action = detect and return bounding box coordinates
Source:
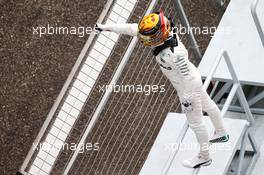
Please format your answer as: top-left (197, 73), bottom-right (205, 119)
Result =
top-left (159, 10), bottom-right (166, 34)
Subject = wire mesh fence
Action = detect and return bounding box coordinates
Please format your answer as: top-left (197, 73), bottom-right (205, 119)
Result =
top-left (21, 0), bottom-right (202, 174)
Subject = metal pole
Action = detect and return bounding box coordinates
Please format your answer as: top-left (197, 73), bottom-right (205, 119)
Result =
top-left (220, 83), bottom-right (239, 117)
top-left (174, 0), bottom-right (202, 60)
top-left (216, 0), bottom-right (225, 7)
top-left (223, 50), bottom-right (255, 124)
top-left (203, 50), bottom-right (224, 90)
top-left (213, 82), bottom-right (232, 103)
top-left (237, 86), bottom-right (255, 125)
top-left (223, 50), bottom-right (239, 83)
top-left (236, 129), bottom-right (248, 175)
top-left (245, 132), bottom-right (260, 175)
top-left (217, 104), bottom-right (264, 115)
top-left (248, 90), bottom-right (264, 106)
top-left (209, 81), bottom-right (219, 97)
top-left (248, 132), bottom-right (258, 153)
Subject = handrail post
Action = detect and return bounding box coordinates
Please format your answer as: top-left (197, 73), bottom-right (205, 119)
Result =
top-left (220, 83), bottom-right (239, 117)
top-left (223, 50), bottom-right (239, 84)
top-left (203, 49), bottom-right (255, 125)
top-left (203, 49), bottom-right (224, 90)
top-left (174, 0), bottom-right (202, 60)
top-left (223, 51), bottom-right (255, 125)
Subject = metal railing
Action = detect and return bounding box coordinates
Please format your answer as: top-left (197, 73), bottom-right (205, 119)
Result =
top-left (203, 49), bottom-right (255, 125)
top-left (251, 0), bottom-right (264, 47)
top-left (174, 0), bottom-right (202, 60)
top-left (204, 49), bottom-right (259, 175)
top-left (204, 50), bottom-right (259, 175)
top-left (162, 49), bottom-right (257, 175)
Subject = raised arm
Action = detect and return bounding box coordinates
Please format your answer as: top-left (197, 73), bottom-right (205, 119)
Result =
top-left (96, 23), bottom-right (138, 36)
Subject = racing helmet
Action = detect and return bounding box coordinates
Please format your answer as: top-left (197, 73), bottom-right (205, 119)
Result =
top-left (138, 11), bottom-right (171, 47)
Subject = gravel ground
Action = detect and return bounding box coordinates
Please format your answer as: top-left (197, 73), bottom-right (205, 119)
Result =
top-left (0, 0), bottom-right (227, 174)
top-left (0, 0), bottom-right (107, 174)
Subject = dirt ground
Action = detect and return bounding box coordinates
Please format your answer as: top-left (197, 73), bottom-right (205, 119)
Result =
top-left (0, 0), bottom-right (227, 174)
top-left (0, 0), bottom-right (107, 174)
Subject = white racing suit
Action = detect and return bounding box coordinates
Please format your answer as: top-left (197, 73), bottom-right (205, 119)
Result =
top-left (97, 23), bottom-right (227, 160)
